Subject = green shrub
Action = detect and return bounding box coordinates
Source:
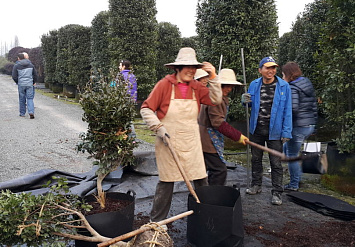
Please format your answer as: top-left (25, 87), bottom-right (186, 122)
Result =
top-left (77, 74), bottom-right (138, 207)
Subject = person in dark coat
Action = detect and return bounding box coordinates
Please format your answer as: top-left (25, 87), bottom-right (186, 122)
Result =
top-left (282, 62), bottom-right (318, 191)
top-left (12, 53), bottom-right (38, 119)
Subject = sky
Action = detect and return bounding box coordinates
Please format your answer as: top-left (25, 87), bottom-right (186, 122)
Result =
top-left (0, 0), bottom-right (314, 50)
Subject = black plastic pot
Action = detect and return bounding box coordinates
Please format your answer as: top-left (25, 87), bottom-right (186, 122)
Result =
top-left (75, 190), bottom-right (135, 247)
top-left (63, 84), bottom-right (77, 98)
top-left (326, 142), bottom-right (355, 176)
top-left (187, 185), bottom-right (244, 247)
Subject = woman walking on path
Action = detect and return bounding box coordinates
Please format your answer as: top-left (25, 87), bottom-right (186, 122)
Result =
top-left (282, 62), bottom-right (318, 191)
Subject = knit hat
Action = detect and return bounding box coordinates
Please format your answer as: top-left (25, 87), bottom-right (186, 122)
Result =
top-left (165, 47), bottom-right (203, 69)
top-left (219, 69), bottom-right (243, 85)
top-left (194, 69), bottom-right (209, 80)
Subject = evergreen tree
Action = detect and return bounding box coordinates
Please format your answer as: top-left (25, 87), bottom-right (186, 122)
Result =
top-left (196, 0), bottom-right (278, 84)
top-left (108, 0), bottom-right (158, 100)
top-left (91, 11), bottom-right (111, 81)
top-left (41, 30), bottom-right (58, 84)
top-left (156, 22), bottom-right (182, 81)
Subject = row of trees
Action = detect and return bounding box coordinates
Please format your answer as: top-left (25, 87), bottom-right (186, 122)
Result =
top-left (2, 0), bottom-right (353, 152)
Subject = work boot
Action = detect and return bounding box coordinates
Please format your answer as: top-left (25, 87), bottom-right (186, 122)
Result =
top-left (271, 192), bottom-right (282, 205)
top-left (246, 185), bottom-right (262, 195)
top-left (29, 114), bottom-right (35, 119)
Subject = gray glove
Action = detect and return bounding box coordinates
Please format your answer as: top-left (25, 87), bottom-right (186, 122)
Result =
top-left (157, 126), bottom-right (170, 145)
top-left (241, 93), bottom-right (252, 104)
top-left (281, 137), bottom-right (290, 144)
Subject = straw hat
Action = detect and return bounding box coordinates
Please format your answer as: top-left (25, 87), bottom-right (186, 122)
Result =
top-left (165, 47), bottom-right (203, 69)
top-left (194, 69), bottom-right (209, 80)
top-left (219, 69), bottom-right (243, 85)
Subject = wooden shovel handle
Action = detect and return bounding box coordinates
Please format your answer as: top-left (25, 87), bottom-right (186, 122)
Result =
top-left (97, 210), bottom-right (194, 247)
top-left (166, 138), bottom-right (201, 203)
top-left (245, 139), bottom-right (287, 160)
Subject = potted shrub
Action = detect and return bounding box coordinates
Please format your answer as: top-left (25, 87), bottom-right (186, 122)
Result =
top-left (77, 73), bottom-right (138, 207)
top-left (75, 73), bottom-right (138, 246)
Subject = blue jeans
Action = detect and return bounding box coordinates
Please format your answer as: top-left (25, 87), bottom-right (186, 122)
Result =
top-left (18, 85), bottom-right (35, 116)
top-left (283, 125), bottom-right (315, 189)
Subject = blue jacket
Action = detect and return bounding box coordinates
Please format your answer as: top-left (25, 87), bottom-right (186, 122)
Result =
top-left (246, 76), bottom-right (292, 140)
top-left (12, 59), bottom-right (37, 86)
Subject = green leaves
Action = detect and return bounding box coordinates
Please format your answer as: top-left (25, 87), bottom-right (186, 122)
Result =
top-left (77, 76), bottom-right (138, 177)
top-left (0, 177), bottom-right (90, 246)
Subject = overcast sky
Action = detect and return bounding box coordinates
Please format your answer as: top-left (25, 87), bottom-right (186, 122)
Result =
top-left (0, 0), bottom-right (314, 49)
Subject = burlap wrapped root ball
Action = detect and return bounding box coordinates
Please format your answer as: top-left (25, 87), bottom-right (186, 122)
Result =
top-left (126, 223), bottom-right (173, 247)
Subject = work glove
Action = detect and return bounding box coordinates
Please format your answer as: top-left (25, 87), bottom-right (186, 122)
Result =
top-left (238, 135), bottom-right (249, 145)
top-left (241, 93), bottom-right (252, 104)
top-left (281, 137), bottom-right (290, 144)
top-left (157, 126), bottom-right (170, 146)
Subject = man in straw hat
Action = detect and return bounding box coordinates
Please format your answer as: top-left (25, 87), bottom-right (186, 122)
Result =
top-left (242, 56), bottom-right (292, 205)
top-left (140, 47), bottom-right (222, 223)
top-left (198, 68), bottom-right (249, 185)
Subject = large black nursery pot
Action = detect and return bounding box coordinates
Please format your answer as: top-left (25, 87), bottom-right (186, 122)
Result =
top-left (326, 142), bottom-right (355, 176)
top-left (187, 185), bottom-right (244, 247)
top-left (75, 190), bottom-right (135, 247)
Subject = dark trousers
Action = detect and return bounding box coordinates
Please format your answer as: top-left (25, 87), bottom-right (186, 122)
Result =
top-left (150, 178), bottom-right (208, 221)
top-left (250, 125), bottom-right (283, 194)
top-left (204, 152), bottom-right (227, 185)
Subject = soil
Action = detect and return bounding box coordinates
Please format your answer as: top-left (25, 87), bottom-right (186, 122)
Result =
top-left (132, 208), bottom-right (355, 247)
top-left (244, 220), bottom-right (355, 247)
top-left (85, 197), bottom-right (132, 216)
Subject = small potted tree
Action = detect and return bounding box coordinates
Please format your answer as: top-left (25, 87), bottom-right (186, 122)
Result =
top-left (75, 73), bottom-right (139, 246)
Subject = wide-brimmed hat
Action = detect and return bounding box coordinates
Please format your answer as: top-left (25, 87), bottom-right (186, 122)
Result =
top-left (194, 69), bottom-right (209, 80)
top-left (219, 69), bottom-right (243, 85)
top-left (165, 47), bottom-right (203, 69)
top-left (259, 56), bottom-right (278, 68)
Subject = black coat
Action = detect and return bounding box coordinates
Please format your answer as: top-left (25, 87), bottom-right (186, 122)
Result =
top-left (289, 77), bottom-right (317, 127)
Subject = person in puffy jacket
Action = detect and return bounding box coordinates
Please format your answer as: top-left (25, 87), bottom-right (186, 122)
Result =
top-left (12, 53), bottom-right (38, 119)
top-left (282, 62), bottom-right (317, 191)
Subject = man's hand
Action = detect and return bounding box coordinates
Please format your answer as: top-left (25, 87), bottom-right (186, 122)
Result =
top-left (157, 126), bottom-right (170, 146)
top-left (241, 93), bottom-right (252, 104)
top-left (281, 137), bottom-right (290, 144)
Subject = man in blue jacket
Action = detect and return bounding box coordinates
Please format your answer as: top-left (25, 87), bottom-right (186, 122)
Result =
top-left (12, 53), bottom-right (38, 119)
top-left (242, 56), bottom-right (292, 205)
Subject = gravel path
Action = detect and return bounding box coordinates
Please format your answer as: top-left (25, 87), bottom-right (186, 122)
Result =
top-left (0, 75), bottom-right (94, 182)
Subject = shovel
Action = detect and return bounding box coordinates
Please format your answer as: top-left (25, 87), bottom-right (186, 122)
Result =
top-left (245, 139), bottom-right (318, 161)
top-left (165, 138), bottom-right (201, 203)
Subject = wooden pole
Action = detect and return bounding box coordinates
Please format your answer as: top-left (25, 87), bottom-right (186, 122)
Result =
top-left (166, 138), bottom-right (201, 203)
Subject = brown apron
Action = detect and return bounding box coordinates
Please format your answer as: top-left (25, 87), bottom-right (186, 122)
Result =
top-left (155, 85), bottom-right (207, 182)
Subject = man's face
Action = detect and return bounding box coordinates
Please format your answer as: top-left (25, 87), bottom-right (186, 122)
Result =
top-left (258, 66), bottom-right (277, 81)
top-left (119, 63), bottom-right (124, 71)
top-left (177, 66), bottom-right (197, 83)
